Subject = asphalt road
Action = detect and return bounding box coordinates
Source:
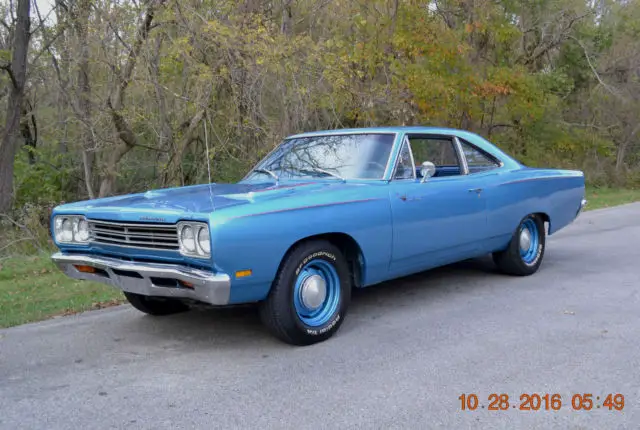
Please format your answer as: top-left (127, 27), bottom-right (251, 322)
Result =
top-left (1, 204), bottom-right (639, 430)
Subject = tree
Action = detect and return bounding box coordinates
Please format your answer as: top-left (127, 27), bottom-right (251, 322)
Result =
top-left (0, 0), bottom-right (30, 213)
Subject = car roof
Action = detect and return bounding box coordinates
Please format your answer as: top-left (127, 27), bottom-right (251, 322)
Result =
top-left (285, 126), bottom-right (469, 139)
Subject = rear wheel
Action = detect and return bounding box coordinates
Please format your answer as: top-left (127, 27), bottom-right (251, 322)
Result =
top-left (124, 292), bottom-right (190, 316)
top-left (259, 240), bottom-right (351, 345)
top-left (493, 214), bottom-right (546, 276)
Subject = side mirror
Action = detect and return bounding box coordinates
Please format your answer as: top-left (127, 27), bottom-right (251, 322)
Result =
top-left (420, 161), bottom-right (436, 183)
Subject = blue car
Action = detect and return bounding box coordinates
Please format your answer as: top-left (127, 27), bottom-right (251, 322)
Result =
top-left (51, 127), bottom-right (587, 345)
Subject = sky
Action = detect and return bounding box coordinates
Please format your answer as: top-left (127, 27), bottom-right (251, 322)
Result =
top-left (33, 0), bottom-right (57, 24)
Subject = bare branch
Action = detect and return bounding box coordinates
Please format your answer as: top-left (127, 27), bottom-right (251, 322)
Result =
top-left (569, 35), bottom-right (628, 103)
top-left (0, 64), bottom-right (18, 88)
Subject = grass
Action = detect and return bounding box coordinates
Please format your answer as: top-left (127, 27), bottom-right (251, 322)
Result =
top-left (585, 187), bottom-right (640, 211)
top-left (0, 254), bottom-right (124, 329)
top-left (1, 187), bottom-right (639, 330)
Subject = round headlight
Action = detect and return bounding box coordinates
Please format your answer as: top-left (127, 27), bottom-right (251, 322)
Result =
top-left (180, 225), bottom-right (196, 252)
top-left (197, 226), bottom-right (210, 255)
top-left (61, 218), bottom-right (73, 242)
top-left (75, 218), bottom-right (90, 242)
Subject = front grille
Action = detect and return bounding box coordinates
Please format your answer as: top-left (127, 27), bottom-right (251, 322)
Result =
top-left (88, 220), bottom-right (179, 251)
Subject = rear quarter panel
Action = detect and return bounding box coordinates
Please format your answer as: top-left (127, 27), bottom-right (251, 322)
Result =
top-left (485, 168), bottom-right (585, 247)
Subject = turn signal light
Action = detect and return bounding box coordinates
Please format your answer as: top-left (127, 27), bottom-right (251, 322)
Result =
top-left (179, 280), bottom-right (195, 289)
top-left (235, 270), bottom-right (252, 278)
top-left (74, 265), bottom-right (96, 274)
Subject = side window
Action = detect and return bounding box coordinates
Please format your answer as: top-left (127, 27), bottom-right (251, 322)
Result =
top-left (409, 136), bottom-right (462, 177)
top-left (459, 139), bottom-right (500, 172)
top-left (393, 140), bottom-right (415, 180)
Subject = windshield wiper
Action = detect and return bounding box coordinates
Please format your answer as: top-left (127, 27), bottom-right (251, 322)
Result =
top-left (293, 168), bottom-right (346, 182)
top-left (252, 168), bottom-right (279, 183)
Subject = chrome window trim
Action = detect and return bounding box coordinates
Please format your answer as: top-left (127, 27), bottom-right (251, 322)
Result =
top-left (391, 136), bottom-right (417, 181)
top-left (286, 130), bottom-right (399, 139)
top-left (457, 137), bottom-right (504, 172)
top-left (244, 131), bottom-right (400, 182)
top-left (453, 136), bottom-right (469, 175)
top-left (392, 133), bottom-right (466, 180)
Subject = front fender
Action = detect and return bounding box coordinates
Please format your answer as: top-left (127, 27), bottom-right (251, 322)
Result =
top-left (211, 197), bottom-right (392, 304)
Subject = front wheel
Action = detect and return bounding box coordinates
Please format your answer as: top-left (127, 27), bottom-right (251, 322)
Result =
top-left (493, 214), bottom-right (546, 276)
top-left (259, 240), bottom-right (351, 345)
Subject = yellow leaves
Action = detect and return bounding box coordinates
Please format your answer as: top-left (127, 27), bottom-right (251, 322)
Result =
top-left (473, 81), bottom-right (513, 97)
top-left (465, 21), bottom-right (485, 34)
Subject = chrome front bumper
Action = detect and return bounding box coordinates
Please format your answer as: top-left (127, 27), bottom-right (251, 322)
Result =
top-left (51, 253), bottom-right (231, 305)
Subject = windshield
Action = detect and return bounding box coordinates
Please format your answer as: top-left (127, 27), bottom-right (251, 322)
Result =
top-left (245, 133), bottom-right (396, 181)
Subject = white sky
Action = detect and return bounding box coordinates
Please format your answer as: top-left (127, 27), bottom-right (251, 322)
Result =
top-left (33, 0), bottom-right (57, 24)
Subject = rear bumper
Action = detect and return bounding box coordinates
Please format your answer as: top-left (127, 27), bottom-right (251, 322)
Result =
top-left (576, 198), bottom-right (587, 218)
top-left (51, 253), bottom-right (231, 305)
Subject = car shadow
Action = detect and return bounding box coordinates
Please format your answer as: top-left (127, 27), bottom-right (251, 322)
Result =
top-left (112, 254), bottom-right (504, 351)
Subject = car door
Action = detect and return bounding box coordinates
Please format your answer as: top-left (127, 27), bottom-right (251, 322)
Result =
top-left (388, 133), bottom-right (488, 275)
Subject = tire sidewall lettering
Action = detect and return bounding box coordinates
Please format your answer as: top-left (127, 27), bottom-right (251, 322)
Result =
top-left (305, 314), bottom-right (341, 336)
top-left (295, 251), bottom-right (337, 276)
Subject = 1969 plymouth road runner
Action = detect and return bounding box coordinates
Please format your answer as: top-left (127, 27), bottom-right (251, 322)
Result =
top-left (51, 127), bottom-right (586, 345)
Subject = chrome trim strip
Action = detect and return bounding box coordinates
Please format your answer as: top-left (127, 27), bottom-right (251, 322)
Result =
top-left (406, 137), bottom-right (417, 180)
top-left (390, 135), bottom-right (417, 181)
top-left (456, 136), bottom-right (504, 170)
top-left (244, 131), bottom-right (400, 182)
top-left (87, 220), bottom-right (177, 228)
top-left (285, 130), bottom-right (399, 139)
top-left (85, 242), bottom-right (179, 252)
top-left (453, 136), bottom-right (469, 175)
top-left (51, 253), bottom-right (230, 305)
top-left (91, 237), bottom-right (178, 248)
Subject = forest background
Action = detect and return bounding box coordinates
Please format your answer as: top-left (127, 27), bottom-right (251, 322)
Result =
top-left (1, 0), bottom-right (640, 256)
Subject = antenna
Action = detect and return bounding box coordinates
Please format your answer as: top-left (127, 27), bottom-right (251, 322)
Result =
top-left (204, 114), bottom-right (214, 212)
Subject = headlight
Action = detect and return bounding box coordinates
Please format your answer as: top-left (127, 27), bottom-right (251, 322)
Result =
top-left (180, 225), bottom-right (196, 253)
top-left (54, 215), bottom-right (90, 244)
top-left (197, 226), bottom-right (211, 254)
top-left (74, 218), bottom-right (90, 242)
top-left (178, 222), bottom-right (210, 258)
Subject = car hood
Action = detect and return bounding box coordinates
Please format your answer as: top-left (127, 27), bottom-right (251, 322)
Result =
top-left (56, 181), bottom-right (367, 222)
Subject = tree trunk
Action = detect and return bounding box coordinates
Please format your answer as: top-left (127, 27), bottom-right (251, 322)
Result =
top-left (75, 0), bottom-right (96, 199)
top-left (98, 1), bottom-right (159, 197)
top-left (0, 0), bottom-right (31, 213)
top-left (163, 108), bottom-right (207, 186)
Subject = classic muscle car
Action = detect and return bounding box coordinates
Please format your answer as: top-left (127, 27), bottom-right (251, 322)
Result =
top-left (51, 126), bottom-right (587, 345)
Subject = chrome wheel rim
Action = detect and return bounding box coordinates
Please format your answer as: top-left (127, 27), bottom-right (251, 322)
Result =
top-left (293, 259), bottom-right (340, 327)
top-left (519, 218), bottom-right (539, 264)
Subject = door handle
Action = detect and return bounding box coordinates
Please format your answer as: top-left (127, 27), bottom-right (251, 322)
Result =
top-left (468, 188), bottom-right (483, 194)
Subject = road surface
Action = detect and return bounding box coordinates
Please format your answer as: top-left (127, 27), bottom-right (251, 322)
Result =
top-left (1, 203), bottom-right (639, 429)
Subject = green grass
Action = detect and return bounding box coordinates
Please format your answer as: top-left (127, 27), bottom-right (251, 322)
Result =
top-left (1, 187), bottom-right (639, 329)
top-left (585, 187), bottom-right (640, 211)
top-left (0, 255), bottom-right (124, 328)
